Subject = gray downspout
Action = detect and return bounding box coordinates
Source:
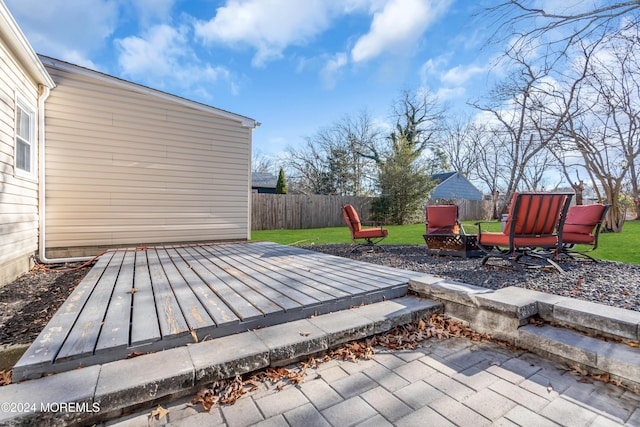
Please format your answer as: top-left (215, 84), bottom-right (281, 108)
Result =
top-left (37, 84), bottom-right (93, 264)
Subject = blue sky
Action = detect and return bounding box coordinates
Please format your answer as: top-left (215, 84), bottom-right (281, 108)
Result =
top-left (6, 0), bottom-right (503, 165)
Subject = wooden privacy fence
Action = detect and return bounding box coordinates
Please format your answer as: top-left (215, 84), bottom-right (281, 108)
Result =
top-left (252, 194), bottom-right (373, 230)
top-left (252, 195), bottom-right (493, 230)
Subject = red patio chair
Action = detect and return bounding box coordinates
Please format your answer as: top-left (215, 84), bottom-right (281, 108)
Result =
top-left (423, 205), bottom-right (481, 257)
top-left (476, 192), bottom-right (573, 273)
top-left (342, 204), bottom-right (388, 252)
top-left (560, 204), bottom-right (610, 261)
top-left (426, 205), bottom-right (462, 235)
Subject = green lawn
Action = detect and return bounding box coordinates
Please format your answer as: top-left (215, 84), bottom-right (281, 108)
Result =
top-left (251, 220), bottom-right (640, 264)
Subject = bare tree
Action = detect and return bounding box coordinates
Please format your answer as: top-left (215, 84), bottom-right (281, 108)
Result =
top-left (441, 117), bottom-right (484, 179)
top-left (286, 139), bottom-right (333, 195)
top-left (486, 1), bottom-right (640, 229)
top-left (361, 90), bottom-right (444, 224)
top-left (470, 51), bottom-right (572, 215)
top-left (558, 33), bottom-right (640, 230)
top-left (251, 151), bottom-right (274, 174)
top-left (486, 1), bottom-right (640, 62)
top-left (286, 110), bottom-right (379, 195)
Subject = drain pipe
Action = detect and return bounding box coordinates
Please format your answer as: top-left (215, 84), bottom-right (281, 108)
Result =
top-left (37, 85), bottom-right (93, 264)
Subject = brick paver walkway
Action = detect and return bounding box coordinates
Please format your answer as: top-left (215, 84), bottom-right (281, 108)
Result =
top-left (103, 337), bottom-right (640, 426)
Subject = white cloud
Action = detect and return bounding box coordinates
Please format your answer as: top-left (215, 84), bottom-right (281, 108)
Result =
top-left (194, 0), bottom-right (338, 67)
top-left (441, 64), bottom-right (487, 86)
top-left (116, 25), bottom-right (232, 98)
top-left (129, 0), bottom-right (177, 25)
top-left (320, 52), bottom-right (348, 89)
top-left (351, 0), bottom-right (452, 63)
top-left (5, 0), bottom-right (118, 66)
top-left (435, 86), bottom-right (466, 101)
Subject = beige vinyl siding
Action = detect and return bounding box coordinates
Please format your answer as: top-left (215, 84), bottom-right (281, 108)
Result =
top-left (0, 40), bottom-right (40, 285)
top-left (43, 62), bottom-right (253, 254)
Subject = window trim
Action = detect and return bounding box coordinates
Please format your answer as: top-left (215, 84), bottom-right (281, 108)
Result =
top-left (14, 95), bottom-right (36, 180)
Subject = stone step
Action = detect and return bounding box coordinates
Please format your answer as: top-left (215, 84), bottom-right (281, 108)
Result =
top-left (409, 275), bottom-right (640, 344)
top-left (517, 323), bottom-right (640, 390)
top-left (0, 296), bottom-right (443, 426)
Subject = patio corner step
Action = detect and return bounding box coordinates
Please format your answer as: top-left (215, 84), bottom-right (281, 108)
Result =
top-left (0, 296), bottom-right (443, 427)
top-left (517, 323), bottom-right (640, 390)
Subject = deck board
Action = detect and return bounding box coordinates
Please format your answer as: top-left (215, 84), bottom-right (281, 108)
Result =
top-left (166, 248), bottom-right (239, 327)
top-left (14, 242), bottom-right (421, 380)
top-left (130, 250), bottom-right (161, 347)
top-left (147, 248), bottom-right (190, 340)
top-left (95, 250), bottom-right (134, 354)
top-left (57, 251), bottom-right (126, 362)
top-left (155, 247), bottom-right (216, 331)
top-left (212, 244), bottom-right (341, 303)
top-left (227, 243), bottom-right (371, 296)
top-left (178, 247), bottom-right (263, 322)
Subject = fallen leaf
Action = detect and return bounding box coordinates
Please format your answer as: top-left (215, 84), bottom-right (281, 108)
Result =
top-left (129, 288), bottom-right (137, 294)
top-left (149, 405), bottom-right (169, 421)
top-left (0, 370), bottom-right (12, 386)
top-left (126, 351), bottom-right (145, 359)
top-left (191, 329), bottom-right (199, 343)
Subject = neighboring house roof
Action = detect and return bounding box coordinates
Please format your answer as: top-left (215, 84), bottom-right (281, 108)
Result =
top-left (252, 172), bottom-right (277, 189)
top-left (38, 55), bottom-right (259, 129)
top-left (0, 3), bottom-right (54, 88)
top-left (431, 171), bottom-right (483, 201)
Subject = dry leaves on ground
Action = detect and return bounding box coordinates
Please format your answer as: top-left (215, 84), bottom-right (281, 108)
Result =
top-left (148, 405), bottom-right (169, 422)
top-left (376, 313), bottom-right (492, 351)
top-left (191, 313), bottom-right (482, 411)
top-left (565, 364), bottom-right (630, 390)
top-left (0, 370), bottom-right (11, 386)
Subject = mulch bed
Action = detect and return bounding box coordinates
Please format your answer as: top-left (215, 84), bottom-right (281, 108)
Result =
top-left (0, 265), bottom-right (91, 346)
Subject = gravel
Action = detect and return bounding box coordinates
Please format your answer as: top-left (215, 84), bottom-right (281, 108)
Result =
top-left (302, 244), bottom-right (640, 313)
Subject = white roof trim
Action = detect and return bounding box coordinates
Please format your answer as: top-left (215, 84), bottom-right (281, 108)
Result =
top-left (39, 55), bottom-right (259, 129)
top-left (0, 3), bottom-right (55, 88)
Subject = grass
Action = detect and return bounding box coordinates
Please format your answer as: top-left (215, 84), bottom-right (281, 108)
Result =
top-left (251, 220), bottom-right (640, 264)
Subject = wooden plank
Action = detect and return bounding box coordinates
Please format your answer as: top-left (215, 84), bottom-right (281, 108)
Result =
top-left (56, 251), bottom-right (126, 362)
top-left (200, 245), bottom-right (315, 309)
top-left (190, 245), bottom-right (292, 315)
top-left (95, 250), bottom-right (135, 353)
top-left (257, 243), bottom-right (410, 288)
top-left (224, 243), bottom-right (363, 298)
top-left (130, 249), bottom-right (161, 347)
top-left (179, 246), bottom-right (264, 322)
top-left (212, 243), bottom-right (335, 301)
top-left (264, 242), bottom-right (422, 282)
top-left (146, 247), bottom-right (190, 340)
top-left (165, 248), bottom-right (240, 326)
top-left (164, 247), bottom-right (239, 327)
top-left (155, 247), bottom-right (216, 332)
top-left (234, 243), bottom-right (380, 293)
top-left (14, 252), bottom-right (115, 370)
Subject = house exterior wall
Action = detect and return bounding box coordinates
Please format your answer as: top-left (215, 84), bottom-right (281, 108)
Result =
top-left (41, 59), bottom-right (254, 257)
top-left (431, 173), bottom-right (483, 201)
top-left (0, 36), bottom-right (41, 286)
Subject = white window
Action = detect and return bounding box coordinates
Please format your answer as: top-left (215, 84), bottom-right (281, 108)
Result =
top-left (15, 99), bottom-right (35, 178)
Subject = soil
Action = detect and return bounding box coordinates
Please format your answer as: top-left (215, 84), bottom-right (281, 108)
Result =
top-left (0, 264), bottom-right (91, 346)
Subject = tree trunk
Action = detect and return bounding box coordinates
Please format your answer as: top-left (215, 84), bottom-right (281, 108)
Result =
top-left (604, 188), bottom-right (625, 232)
top-left (571, 181), bottom-right (584, 205)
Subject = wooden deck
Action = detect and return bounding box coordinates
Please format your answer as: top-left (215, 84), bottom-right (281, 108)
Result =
top-left (14, 242), bottom-right (423, 380)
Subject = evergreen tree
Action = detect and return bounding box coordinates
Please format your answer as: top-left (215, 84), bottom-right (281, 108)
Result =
top-left (275, 167), bottom-right (288, 194)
